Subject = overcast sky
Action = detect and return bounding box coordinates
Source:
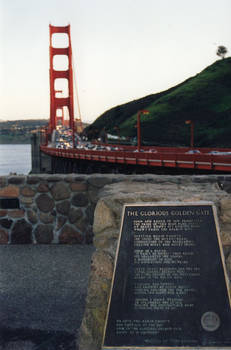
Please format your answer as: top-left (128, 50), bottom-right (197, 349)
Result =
top-left (1, 0), bottom-right (230, 123)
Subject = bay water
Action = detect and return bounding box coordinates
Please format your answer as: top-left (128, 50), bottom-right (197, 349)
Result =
top-left (0, 144), bottom-right (31, 175)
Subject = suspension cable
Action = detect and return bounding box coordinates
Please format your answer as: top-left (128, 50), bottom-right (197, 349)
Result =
top-left (72, 50), bottom-right (82, 124)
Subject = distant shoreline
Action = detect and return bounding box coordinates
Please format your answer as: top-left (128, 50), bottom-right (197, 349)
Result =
top-left (0, 119), bottom-right (48, 145)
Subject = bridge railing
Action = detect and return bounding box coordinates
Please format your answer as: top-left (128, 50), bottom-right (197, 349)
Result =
top-left (40, 145), bottom-right (231, 172)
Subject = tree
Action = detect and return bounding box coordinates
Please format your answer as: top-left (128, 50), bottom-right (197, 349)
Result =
top-left (216, 45), bottom-right (228, 59)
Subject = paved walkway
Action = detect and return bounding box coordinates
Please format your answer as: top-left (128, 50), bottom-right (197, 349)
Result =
top-left (0, 244), bottom-right (95, 349)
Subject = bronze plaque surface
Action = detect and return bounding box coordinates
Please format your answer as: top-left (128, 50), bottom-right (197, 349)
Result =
top-left (102, 202), bottom-right (231, 349)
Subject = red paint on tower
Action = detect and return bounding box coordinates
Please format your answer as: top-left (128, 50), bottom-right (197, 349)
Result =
top-left (49, 24), bottom-right (74, 133)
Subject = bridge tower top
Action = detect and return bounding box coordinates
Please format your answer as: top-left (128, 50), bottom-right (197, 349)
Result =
top-left (49, 24), bottom-right (75, 133)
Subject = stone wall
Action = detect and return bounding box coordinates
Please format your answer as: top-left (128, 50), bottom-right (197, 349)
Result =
top-left (0, 174), bottom-right (124, 244)
top-left (1, 174), bottom-right (231, 246)
top-left (78, 176), bottom-right (231, 350)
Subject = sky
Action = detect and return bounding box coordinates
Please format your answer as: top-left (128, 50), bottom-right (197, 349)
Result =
top-left (1, 0), bottom-right (230, 124)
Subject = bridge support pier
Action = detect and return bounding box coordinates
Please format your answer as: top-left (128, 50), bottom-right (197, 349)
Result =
top-left (31, 133), bottom-right (52, 174)
top-left (31, 133), bottom-right (41, 173)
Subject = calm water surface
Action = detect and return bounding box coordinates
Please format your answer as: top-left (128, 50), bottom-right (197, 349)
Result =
top-left (0, 144), bottom-right (31, 175)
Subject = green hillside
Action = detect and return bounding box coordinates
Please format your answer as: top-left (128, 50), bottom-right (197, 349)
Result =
top-left (86, 58), bottom-right (231, 147)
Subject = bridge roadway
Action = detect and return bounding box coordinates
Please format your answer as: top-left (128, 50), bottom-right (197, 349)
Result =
top-left (40, 145), bottom-right (231, 173)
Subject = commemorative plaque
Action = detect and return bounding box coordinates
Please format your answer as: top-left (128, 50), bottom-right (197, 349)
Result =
top-left (102, 202), bottom-right (231, 349)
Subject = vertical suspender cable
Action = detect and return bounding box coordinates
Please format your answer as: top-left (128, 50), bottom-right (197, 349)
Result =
top-left (72, 52), bottom-right (83, 132)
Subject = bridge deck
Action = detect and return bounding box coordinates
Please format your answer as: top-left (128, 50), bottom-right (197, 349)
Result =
top-left (40, 145), bottom-right (231, 172)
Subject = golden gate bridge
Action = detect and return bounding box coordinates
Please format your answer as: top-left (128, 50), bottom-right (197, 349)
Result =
top-left (39, 24), bottom-right (231, 174)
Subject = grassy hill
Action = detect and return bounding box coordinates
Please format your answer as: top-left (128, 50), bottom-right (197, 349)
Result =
top-left (86, 58), bottom-right (231, 147)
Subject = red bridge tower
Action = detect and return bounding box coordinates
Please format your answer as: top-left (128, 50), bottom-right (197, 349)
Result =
top-left (49, 24), bottom-right (74, 133)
